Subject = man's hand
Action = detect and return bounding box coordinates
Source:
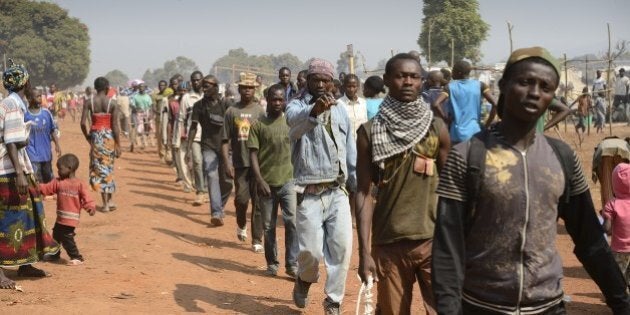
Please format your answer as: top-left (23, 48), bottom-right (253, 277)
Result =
top-left (55, 144), bottom-right (62, 157)
top-left (257, 178), bottom-right (271, 197)
top-left (311, 94), bottom-right (336, 117)
top-left (358, 252), bottom-right (377, 284)
top-left (225, 162), bottom-right (235, 179)
top-left (87, 208), bottom-right (96, 216)
top-left (16, 172), bottom-right (28, 195)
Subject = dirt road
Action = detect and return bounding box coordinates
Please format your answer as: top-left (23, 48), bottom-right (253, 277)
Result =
top-left (0, 118), bottom-right (624, 314)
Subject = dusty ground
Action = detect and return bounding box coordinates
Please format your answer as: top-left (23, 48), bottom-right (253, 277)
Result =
top-left (0, 117), bottom-right (627, 314)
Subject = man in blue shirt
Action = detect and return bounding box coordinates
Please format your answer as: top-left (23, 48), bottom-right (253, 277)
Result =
top-left (286, 58), bottom-right (356, 315)
top-left (433, 60), bottom-right (497, 144)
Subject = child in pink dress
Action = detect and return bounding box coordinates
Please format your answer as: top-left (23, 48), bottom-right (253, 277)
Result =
top-left (39, 154), bottom-right (96, 265)
top-left (603, 163), bottom-right (630, 285)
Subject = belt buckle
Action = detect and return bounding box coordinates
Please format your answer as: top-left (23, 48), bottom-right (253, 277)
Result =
top-left (305, 182), bottom-right (333, 195)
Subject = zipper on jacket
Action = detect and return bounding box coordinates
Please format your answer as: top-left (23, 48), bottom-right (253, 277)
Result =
top-left (516, 150), bottom-right (530, 314)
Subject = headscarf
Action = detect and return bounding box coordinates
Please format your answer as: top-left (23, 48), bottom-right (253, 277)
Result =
top-left (307, 58), bottom-right (335, 79)
top-left (2, 59), bottom-right (29, 92)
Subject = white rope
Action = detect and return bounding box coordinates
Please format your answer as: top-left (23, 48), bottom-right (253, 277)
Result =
top-left (355, 276), bottom-right (375, 315)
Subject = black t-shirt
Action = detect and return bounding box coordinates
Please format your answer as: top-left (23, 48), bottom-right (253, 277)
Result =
top-left (191, 97), bottom-right (230, 151)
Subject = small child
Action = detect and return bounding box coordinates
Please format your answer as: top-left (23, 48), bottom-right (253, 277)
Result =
top-left (40, 154), bottom-right (96, 265)
top-left (603, 163), bottom-right (630, 285)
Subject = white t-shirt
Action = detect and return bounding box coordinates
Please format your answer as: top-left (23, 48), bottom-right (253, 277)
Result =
top-left (593, 77), bottom-right (606, 92)
top-left (340, 95), bottom-right (367, 140)
top-left (614, 75), bottom-right (629, 95)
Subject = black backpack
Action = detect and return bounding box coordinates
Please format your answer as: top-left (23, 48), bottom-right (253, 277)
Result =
top-left (466, 129), bottom-right (575, 218)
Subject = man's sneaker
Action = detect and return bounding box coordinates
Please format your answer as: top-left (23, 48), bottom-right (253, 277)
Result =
top-left (292, 276), bottom-right (311, 308)
top-left (266, 264), bottom-right (278, 276)
top-left (236, 227), bottom-right (247, 242)
top-left (210, 216), bottom-right (224, 226)
top-left (323, 297), bottom-right (340, 315)
top-left (285, 267), bottom-right (298, 279)
top-left (252, 244), bottom-right (264, 253)
top-left (192, 194), bottom-right (203, 206)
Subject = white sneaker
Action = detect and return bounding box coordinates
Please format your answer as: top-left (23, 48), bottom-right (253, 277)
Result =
top-left (252, 244), bottom-right (264, 253)
top-left (236, 227), bottom-right (247, 242)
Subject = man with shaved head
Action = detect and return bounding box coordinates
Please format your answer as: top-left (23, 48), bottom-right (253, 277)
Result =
top-left (433, 60), bottom-right (497, 144)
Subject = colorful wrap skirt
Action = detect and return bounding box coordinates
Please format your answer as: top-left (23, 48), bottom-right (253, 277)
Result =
top-left (0, 173), bottom-right (59, 266)
top-left (89, 128), bottom-right (116, 193)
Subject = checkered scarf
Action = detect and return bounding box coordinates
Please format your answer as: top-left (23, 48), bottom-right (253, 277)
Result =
top-left (371, 95), bottom-right (433, 165)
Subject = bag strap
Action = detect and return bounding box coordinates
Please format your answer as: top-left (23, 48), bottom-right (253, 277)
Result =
top-left (544, 135), bottom-right (574, 204)
top-left (466, 129), bottom-right (489, 220)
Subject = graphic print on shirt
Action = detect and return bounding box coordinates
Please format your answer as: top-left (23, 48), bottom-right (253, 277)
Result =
top-left (235, 114), bottom-right (253, 142)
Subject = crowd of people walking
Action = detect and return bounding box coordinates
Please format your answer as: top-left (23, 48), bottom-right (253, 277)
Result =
top-left (2, 45), bottom-right (630, 315)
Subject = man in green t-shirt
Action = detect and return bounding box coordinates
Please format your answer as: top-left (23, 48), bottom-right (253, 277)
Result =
top-left (221, 72), bottom-right (265, 253)
top-left (248, 84), bottom-right (298, 278)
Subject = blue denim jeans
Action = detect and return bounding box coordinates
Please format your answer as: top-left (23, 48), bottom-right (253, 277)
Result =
top-left (296, 187), bottom-right (352, 303)
top-left (259, 181), bottom-right (298, 269)
top-left (191, 142), bottom-right (206, 194)
top-left (202, 148), bottom-right (223, 218)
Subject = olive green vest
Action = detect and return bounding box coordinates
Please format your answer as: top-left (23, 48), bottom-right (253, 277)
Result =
top-left (362, 118), bottom-right (443, 245)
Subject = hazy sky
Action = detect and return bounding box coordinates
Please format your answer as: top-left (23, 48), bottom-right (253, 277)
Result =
top-left (51, 0), bottom-right (630, 85)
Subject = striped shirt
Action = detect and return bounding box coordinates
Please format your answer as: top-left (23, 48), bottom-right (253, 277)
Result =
top-left (0, 92), bottom-right (33, 175)
top-left (437, 126), bottom-right (588, 202)
top-left (39, 177), bottom-right (95, 227)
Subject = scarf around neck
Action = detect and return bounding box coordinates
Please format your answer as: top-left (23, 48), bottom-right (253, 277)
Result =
top-left (371, 95), bottom-right (433, 165)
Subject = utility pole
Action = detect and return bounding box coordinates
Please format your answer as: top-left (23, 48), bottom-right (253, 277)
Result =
top-left (507, 21), bottom-right (514, 53)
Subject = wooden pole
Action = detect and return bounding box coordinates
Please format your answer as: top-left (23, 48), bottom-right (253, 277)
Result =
top-left (586, 55), bottom-right (590, 135)
top-left (428, 23), bottom-right (432, 68)
top-left (450, 38), bottom-right (455, 67)
top-left (607, 23), bottom-right (613, 136)
top-left (231, 64), bottom-right (235, 83)
top-left (507, 21), bottom-right (514, 53)
top-left (563, 54), bottom-right (569, 133)
top-left (428, 19), bottom-right (436, 68)
top-left (347, 44), bottom-right (355, 74)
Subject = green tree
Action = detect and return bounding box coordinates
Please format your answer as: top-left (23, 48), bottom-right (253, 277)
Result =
top-left (142, 56), bottom-right (199, 87)
top-left (417, 0), bottom-right (489, 65)
top-left (0, 0), bottom-right (90, 89)
top-left (211, 48), bottom-right (304, 84)
top-left (104, 69), bottom-right (130, 88)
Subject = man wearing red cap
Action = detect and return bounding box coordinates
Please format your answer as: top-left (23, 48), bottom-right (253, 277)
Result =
top-left (286, 58), bottom-right (356, 315)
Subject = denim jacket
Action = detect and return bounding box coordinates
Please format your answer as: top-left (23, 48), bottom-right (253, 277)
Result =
top-left (286, 93), bottom-right (356, 191)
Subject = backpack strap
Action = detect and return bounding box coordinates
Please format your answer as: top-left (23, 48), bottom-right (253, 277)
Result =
top-left (544, 135), bottom-right (574, 204)
top-left (466, 129), bottom-right (489, 219)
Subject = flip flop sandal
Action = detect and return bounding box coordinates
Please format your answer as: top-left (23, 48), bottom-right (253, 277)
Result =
top-left (17, 266), bottom-right (49, 278)
top-left (67, 259), bottom-right (84, 266)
